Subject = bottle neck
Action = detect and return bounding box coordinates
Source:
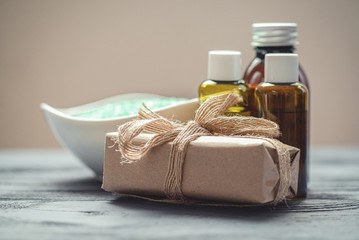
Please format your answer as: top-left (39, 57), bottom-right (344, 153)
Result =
top-left (207, 79), bottom-right (243, 85)
top-left (255, 46), bottom-right (296, 59)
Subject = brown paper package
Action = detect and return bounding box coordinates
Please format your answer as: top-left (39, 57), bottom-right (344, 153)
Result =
top-left (102, 132), bottom-right (300, 204)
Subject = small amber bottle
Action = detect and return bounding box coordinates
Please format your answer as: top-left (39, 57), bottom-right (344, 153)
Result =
top-left (255, 54), bottom-right (308, 198)
top-left (243, 23), bottom-right (309, 117)
top-left (199, 50), bottom-right (250, 116)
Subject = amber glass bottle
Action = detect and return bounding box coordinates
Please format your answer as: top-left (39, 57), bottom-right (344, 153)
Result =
top-left (243, 23), bottom-right (309, 117)
top-left (199, 50), bottom-right (250, 116)
top-left (255, 54), bottom-right (308, 198)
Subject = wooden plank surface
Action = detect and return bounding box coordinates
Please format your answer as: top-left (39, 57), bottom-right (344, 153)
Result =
top-left (0, 148), bottom-right (358, 240)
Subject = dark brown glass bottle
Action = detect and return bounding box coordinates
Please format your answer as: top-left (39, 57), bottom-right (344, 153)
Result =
top-left (255, 54), bottom-right (308, 198)
top-left (243, 23), bottom-right (309, 117)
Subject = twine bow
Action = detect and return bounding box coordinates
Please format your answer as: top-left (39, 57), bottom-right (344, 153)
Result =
top-left (117, 92), bottom-right (292, 204)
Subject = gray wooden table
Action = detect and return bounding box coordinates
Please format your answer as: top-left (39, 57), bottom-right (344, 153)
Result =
top-left (1, 148), bottom-right (358, 240)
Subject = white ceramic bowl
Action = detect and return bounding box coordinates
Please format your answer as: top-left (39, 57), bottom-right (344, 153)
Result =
top-left (41, 93), bottom-right (198, 178)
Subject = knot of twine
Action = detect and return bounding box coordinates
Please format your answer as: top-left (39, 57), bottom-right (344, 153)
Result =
top-left (117, 92), bottom-right (292, 204)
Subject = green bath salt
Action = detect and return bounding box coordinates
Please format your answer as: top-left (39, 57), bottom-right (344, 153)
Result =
top-left (73, 97), bottom-right (188, 119)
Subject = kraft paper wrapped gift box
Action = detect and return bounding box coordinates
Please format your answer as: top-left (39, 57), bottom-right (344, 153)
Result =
top-left (102, 133), bottom-right (300, 205)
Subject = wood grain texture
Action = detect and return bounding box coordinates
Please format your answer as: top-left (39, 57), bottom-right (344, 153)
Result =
top-left (0, 148), bottom-right (358, 240)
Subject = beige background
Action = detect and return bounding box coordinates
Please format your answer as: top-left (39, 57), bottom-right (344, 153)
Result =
top-left (1, 0), bottom-right (358, 148)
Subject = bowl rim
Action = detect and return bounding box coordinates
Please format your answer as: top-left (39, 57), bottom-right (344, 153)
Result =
top-left (40, 93), bottom-right (198, 123)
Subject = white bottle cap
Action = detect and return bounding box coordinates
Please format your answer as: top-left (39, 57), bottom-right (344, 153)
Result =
top-left (252, 23), bottom-right (298, 47)
top-left (207, 50), bottom-right (242, 81)
top-left (265, 53), bottom-right (299, 83)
